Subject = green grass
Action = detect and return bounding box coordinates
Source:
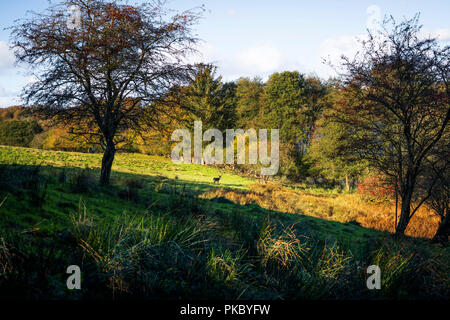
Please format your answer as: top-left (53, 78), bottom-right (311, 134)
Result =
top-left (0, 145), bottom-right (253, 191)
top-left (0, 145), bottom-right (448, 300)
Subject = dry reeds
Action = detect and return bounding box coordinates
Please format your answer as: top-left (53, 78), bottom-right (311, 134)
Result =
top-left (201, 182), bottom-right (439, 238)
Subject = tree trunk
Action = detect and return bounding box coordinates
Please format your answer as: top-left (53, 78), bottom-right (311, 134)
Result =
top-left (100, 141), bottom-right (116, 186)
top-left (394, 177), bottom-right (398, 233)
top-left (432, 210), bottom-right (449, 243)
top-left (396, 188), bottom-right (413, 235)
top-left (345, 174), bottom-right (350, 191)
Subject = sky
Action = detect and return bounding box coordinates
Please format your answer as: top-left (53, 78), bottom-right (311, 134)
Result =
top-left (0, 0), bottom-right (449, 107)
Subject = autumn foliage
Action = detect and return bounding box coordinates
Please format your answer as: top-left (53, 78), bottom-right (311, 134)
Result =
top-left (357, 174), bottom-right (395, 199)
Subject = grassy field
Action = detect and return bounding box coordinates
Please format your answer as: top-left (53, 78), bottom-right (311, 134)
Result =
top-left (0, 145), bottom-right (448, 300)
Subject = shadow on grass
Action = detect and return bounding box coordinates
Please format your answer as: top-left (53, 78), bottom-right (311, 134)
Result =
top-left (0, 163), bottom-right (448, 300)
top-left (0, 163), bottom-right (388, 248)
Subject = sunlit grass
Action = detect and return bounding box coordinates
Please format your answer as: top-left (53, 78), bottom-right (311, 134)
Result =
top-left (0, 145), bottom-right (448, 299)
top-left (201, 182), bottom-right (439, 239)
top-left (0, 145), bottom-right (253, 190)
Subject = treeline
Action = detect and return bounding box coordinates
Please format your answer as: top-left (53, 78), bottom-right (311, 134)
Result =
top-left (0, 106), bottom-right (95, 152)
top-left (0, 66), bottom-right (362, 188)
top-left (160, 64), bottom-right (350, 183)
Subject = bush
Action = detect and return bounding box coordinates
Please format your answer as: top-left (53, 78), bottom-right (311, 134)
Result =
top-left (0, 120), bottom-right (42, 147)
top-left (357, 174), bottom-right (394, 200)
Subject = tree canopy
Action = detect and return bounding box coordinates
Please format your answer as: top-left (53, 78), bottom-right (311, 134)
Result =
top-left (11, 0), bottom-right (203, 184)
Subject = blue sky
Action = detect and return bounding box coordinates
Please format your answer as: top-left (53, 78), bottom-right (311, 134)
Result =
top-left (0, 0), bottom-right (449, 107)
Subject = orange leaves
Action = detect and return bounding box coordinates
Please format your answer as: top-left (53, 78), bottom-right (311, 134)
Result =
top-left (357, 174), bottom-right (395, 199)
top-left (103, 4), bottom-right (141, 26)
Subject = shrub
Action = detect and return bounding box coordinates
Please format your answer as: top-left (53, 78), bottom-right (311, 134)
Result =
top-left (357, 174), bottom-right (394, 200)
top-left (0, 120), bottom-right (42, 147)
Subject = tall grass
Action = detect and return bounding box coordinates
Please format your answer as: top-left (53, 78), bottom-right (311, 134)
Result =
top-left (207, 248), bottom-right (250, 283)
top-left (258, 224), bottom-right (308, 269)
top-left (1, 201), bottom-right (448, 299)
top-left (0, 148), bottom-right (448, 300)
top-left (201, 182), bottom-right (440, 238)
top-left (71, 202), bottom-right (206, 263)
top-left (68, 202), bottom-right (208, 297)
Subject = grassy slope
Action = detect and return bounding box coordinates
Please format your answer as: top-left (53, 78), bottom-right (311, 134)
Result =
top-left (0, 145), bottom-right (446, 251)
top-left (0, 145), bottom-right (448, 299)
top-left (0, 145), bottom-right (380, 243)
top-left (0, 145), bottom-right (252, 189)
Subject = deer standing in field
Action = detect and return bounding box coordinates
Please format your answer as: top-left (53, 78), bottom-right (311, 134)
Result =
top-left (213, 175), bottom-right (222, 184)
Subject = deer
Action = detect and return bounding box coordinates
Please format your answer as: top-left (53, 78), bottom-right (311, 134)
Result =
top-left (213, 175), bottom-right (222, 184)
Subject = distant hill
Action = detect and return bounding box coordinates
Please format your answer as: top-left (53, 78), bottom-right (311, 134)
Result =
top-left (0, 106), bottom-right (170, 154)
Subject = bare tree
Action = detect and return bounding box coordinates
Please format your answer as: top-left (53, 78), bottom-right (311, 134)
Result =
top-left (11, 0), bottom-right (202, 185)
top-left (335, 15), bottom-right (449, 235)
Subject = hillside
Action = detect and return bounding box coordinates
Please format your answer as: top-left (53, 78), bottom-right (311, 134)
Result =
top-left (0, 145), bottom-right (439, 238)
top-left (0, 145), bottom-right (448, 299)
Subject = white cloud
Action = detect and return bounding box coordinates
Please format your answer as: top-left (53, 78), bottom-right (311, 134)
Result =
top-left (226, 9), bottom-right (237, 16)
top-left (0, 42), bottom-right (15, 71)
top-left (434, 28), bottom-right (450, 41)
top-left (0, 80), bottom-right (24, 108)
top-left (319, 35), bottom-right (366, 71)
top-left (188, 42), bottom-right (220, 65)
top-left (0, 86), bottom-right (15, 98)
top-left (422, 28), bottom-right (450, 41)
top-left (316, 26), bottom-right (450, 79)
top-left (320, 27), bottom-right (450, 70)
top-left (187, 42), bottom-right (286, 80)
top-left (236, 44), bottom-right (283, 74)
top-left (366, 5), bottom-right (382, 32)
